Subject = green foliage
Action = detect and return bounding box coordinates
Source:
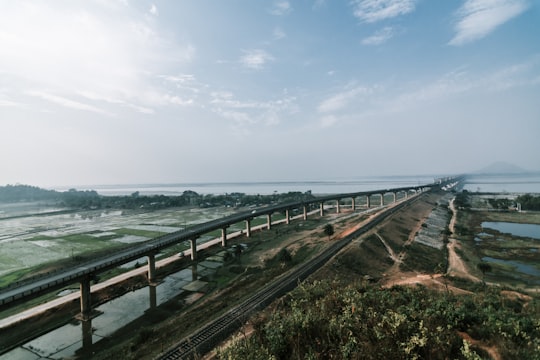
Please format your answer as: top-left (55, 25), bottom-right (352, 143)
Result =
top-left (454, 191), bottom-right (471, 209)
top-left (219, 280), bottom-right (540, 359)
top-left (0, 184), bottom-right (317, 211)
top-left (323, 224), bottom-right (334, 239)
top-left (516, 194), bottom-right (540, 211)
top-left (275, 248), bottom-right (292, 263)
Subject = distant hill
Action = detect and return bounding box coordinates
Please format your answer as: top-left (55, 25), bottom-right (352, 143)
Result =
top-left (474, 161), bottom-right (531, 175)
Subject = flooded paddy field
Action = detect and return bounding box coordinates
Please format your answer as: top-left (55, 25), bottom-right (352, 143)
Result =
top-left (462, 197), bottom-right (540, 289)
top-left (0, 204), bottom-right (239, 284)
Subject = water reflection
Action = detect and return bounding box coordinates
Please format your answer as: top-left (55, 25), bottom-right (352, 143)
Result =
top-left (482, 256), bottom-right (540, 283)
top-left (0, 262), bottom-right (210, 359)
top-left (482, 222), bottom-right (540, 240)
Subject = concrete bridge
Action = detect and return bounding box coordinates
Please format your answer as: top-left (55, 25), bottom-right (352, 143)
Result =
top-left (0, 178), bottom-right (460, 318)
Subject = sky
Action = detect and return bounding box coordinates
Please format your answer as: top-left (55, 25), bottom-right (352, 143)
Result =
top-left (1, 0), bottom-right (539, 188)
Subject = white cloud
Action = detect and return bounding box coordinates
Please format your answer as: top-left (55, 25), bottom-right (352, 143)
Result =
top-left (149, 4), bottom-right (158, 16)
top-left (26, 91), bottom-right (113, 116)
top-left (240, 49), bottom-right (275, 69)
top-left (210, 91), bottom-right (297, 131)
top-left (361, 26), bottom-right (394, 45)
top-left (317, 86), bottom-right (373, 113)
top-left (351, 0), bottom-right (417, 23)
top-left (319, 115), bottom-right (339, 128)
top-left (0, 2), bottom-right (194, 114)
top-left (449, 0), bottom-right (529, 46)
top-left (269, 1), bottom-right (292, 15)
top-left (273, 27), bottom-right (287, 40)
top-left (313, 0), bottom-right (326, 10)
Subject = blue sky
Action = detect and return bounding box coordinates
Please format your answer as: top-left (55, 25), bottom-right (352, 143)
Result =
top-left (1, 0), bottom-right (539, 187)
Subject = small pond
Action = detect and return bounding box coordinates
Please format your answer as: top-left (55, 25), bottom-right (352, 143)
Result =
top-left (481, 222), bottom-right (540, 240)
top-left (482, 256), bottom-right (540, 282)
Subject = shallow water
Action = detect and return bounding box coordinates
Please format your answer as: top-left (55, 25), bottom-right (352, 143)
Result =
top-left (0, 262), bottom-right (217, 359)
top-left (482, 256), bottom-right (540, 281)
top-left (481, 222), bottom-right (540, 240)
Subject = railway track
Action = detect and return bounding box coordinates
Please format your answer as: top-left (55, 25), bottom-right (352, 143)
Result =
top-left (157, 193), bottom-right (423, 359)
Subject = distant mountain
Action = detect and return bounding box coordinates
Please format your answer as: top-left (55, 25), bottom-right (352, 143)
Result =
top-left (474, 161), bottom-right (530, 175)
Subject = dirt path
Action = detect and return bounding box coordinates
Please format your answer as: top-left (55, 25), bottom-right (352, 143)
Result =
top-left (446, 199), bottom-right (480, 282)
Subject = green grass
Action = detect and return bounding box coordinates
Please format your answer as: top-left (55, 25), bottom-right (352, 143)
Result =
top-left (113, 228), bottom-right (166, 239)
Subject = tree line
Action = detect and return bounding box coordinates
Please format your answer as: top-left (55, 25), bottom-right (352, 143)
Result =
top-left (0, 184), bottom-right (315, 210)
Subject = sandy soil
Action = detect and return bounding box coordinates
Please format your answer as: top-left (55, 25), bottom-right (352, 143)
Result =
top-left (445, 199), bottom-right (481, 282)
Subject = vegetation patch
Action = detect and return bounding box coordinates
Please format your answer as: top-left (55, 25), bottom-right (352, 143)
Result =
top-left (401, 242), bottom-right (446, 274)
top-left (218, 280), bottom-right (540, 359)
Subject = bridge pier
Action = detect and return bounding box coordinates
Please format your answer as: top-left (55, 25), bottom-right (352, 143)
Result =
top-left (336, 200), bottom-right (340, 214)
top-left (245, 219), bottom-right (251, 238)
top-left (285, 209), bottom-right (290, 224)
top-left (351, 197), bottom-right (356, 211)
top-left (366, 195), bottom-right (371, 208)
top-left (191, 263), bottom-right (198, 281)
top-left (320, 202), bottom-right (324, 216)
top-left (81, 316), bottom-right (93, 354)
top-left (380, 194), bottom-right (384, 206)
top-left (149, 284), bottom-right (157, 309)
top-left (221, 227), bottom-right (228, 247)
top-left (190, 238), bottom-right (198, 261)
top-left (147, 254), bottom-right (156, 284)
top-left (267, 214), bottom-right (272, 229)
top-left (303, 205), bottom-right (308, 220)
top-left (80, 277), bottom-right (92, 319)
top-left (392, 192), bottom-right (396, 203)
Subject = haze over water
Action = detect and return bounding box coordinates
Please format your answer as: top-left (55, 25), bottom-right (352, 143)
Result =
top-left (52, 175), bottom-right (442, 196)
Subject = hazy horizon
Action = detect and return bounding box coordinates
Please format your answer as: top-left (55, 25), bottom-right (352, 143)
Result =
top-left (2, 1), bottom-right (539, 187)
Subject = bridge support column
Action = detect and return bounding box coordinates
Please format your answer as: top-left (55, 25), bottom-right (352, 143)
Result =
top-left (336, 200), bottom-right (340, 214)
top-left (149, 284), bottom-right (157, 309)
top-left (366, 195), bottom-right (371, 208)
top-left (190, 238), bottom-right (198, 261)
top-left (267, 214), bottom-right (272, 230)
top-left (81, 317), bottom-right (93, 353)
top-left (221, 227), bottom-right (227, 247)
top-left (320, 202), bottom-right (324, 216)
top-left (245, 219), bottom-right (251, 238)
top-left (191, 263), bottom-right (198, 281)
top-left (147, 254), bottom-right (156, 284)
top-left (351, 198), bottom-right (356, 211)
top-left (380, 194), bottom-right (384, 206)
top-left (303, 205), bottom-right (308, 220)
top-left (80, 277), bottom-right (92, 319)
top-left (286, 209), bottom-right (290, 224)
top-left (393, 192), bottom-right (396, 203)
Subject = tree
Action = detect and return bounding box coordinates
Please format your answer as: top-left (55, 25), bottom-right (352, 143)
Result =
top-left (323, 224), bottom-right (334, 240)
top-left (477, 262), bottom-right (492, 284)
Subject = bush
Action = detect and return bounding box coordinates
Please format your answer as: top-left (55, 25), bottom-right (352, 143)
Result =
top-left (218, 280), bottom-right (540, 359)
